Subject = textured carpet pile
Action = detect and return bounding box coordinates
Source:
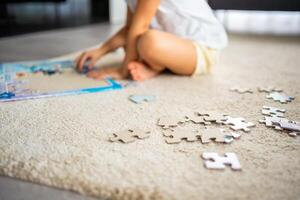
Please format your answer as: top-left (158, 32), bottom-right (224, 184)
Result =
top-left (0, 34), bottom-right (300, 200)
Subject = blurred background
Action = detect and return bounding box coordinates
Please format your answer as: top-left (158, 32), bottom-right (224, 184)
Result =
top-left (0, 0), bottom-right (300, 38)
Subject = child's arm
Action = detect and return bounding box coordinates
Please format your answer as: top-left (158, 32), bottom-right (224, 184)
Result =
top-left (76, 7), bottom-right (133, 72)
top-left (121, 0), bottom-right (160, 77)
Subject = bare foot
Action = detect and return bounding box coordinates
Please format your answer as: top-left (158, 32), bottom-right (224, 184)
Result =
top-left (87, 68), bottom-right (124, 80)
top-left (128, 61), bottom-right (159, 81)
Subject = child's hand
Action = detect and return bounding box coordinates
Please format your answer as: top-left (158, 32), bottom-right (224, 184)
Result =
top-left (76, 49), bottom-right (102, 73)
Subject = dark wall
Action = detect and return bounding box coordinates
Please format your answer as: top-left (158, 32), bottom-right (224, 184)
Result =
top-left (0, 0), bottom-right (109, 37)
top-left (208, 0), bottom-right (300, 11)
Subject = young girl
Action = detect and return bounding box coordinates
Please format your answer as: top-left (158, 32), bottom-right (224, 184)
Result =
top-left (76, 0), bottom-right (227, 81)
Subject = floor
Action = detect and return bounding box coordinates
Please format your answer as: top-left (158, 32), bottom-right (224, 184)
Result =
top-left (0, 23), bottom-right (117, 200)
top-left (0, 23), bottom-right (299, 200)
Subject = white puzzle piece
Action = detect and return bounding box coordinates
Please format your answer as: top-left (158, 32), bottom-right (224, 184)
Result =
top-left (200, 128), bottom-right (235, 144)
top-left (129, 95), bottom-right (155, 104)
top-left (197, 111), bottom-right (227, 124)
top-left (258, 86), bottom-right (282, 93)
top-left (157, 116), bottom-right (186, 129)
top-left (272, 119), bottom-right (300, 132)
top-left (109, 129), bottom-right (151, 143)
top-left (223, 116), bottom-right (255, 132)
top-left (266, 92), bottom-right (295, 104)
top-left (230, 87), bottom-right (253, 94)
top-left (163, 127), bottom-right (201, 144)
top-left (202, 152), bottom-right (242, 170)
top-left (185, 113), bottom-right (211, 125)
top-left (262, 106), bottom-right (286, 118)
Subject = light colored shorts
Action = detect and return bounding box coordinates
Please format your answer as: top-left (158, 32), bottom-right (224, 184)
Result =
top-left (192, 42), bottom-right (220, 76)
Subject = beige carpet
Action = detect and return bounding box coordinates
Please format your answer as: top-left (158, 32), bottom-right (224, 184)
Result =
top-left (0, 34), bottom-right (300, 200)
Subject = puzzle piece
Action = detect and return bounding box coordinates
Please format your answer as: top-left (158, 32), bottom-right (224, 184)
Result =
top-left (163, 127), bottom-right (201, 144)
top-left (197, 111), bottom-right (227, 124)
top-left (223, 116), bottom-right (255, 132)
top-left (288, 132), bottom-right (300, 137)
top-left (266, 92), bottom-right (295, 104)
top-left (202, 152), bottom-right (242, 170)
top-left (272, 119), bottom-right (300, 132)
top-left (122, 81), bottom-right (138, 88)
top-left (262, 106), bottom-right (286, 117)
top-left (185, 113), bottom-right (211, 125)
top-left (200, 128), bottom-right (236, 144)
top-left (80, 60), bottom-right (91, 74)
top-left (157, 116), bottom-right (185, 129)
top-left (230, 87), bottom-right (253, 94)
top-left (258, 86), bottom-right (282, 93)
top-left (109, 129), bottom-right (150, 143)
top-left (129, 95), bottom-right (155, 104)
top-left (259, 116), bottom-right (283, 129)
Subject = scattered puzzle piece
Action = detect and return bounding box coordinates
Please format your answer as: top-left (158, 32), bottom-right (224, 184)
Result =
top-left (186, 113), bottom-right (211, 125)
top-left (122, 81), bottom-right (138, 88)
top-left (200, 128), bottom-right (235, 144)
top-left (157, 116), bottom-right (185, 129)
top-left (129, 95), bottom-right (155, 104)
top-left (262, 106), bottom-right (286, 118)
top-left (163, 127), bottom-right (201, 144)
top-left (266, 92), bottom-right (295, 104)
top-left (223, 116), bottom-right (255, 132)
top-left (288, 132), bottom-right (299, 137)
top-left (259, 116), bottom-right (287, 131)
top-left (258, 86), bottom-right (282, 93)
top-left (202, 152), bottom-right (242, 170)
top-left (272, 119), bottom-right (300, 132)
top-left (197, 111), bottom-right (227, 124)
top-left (230, 87), bottom-right (253, 94)
top-left (109, 129), bottom-right (150, 143)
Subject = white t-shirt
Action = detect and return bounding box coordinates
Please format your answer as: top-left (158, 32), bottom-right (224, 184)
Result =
top-left (125, 0), bottom-right (228, 50)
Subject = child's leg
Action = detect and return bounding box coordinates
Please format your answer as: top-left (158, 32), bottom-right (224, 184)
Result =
top-left (128, 30), bottom-right (197, 81)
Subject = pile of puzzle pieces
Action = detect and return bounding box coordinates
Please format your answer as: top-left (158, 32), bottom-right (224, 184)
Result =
top-left (108, 85), bottom-right (298, 171)
top-left (259, 106), bottom-right (300, 137)
top-left (230, 86), bottom-right (299, 135)
top-left (230, 86), bottom-right (295, 104)
top-left (157, 112), bottom-right (253, 144)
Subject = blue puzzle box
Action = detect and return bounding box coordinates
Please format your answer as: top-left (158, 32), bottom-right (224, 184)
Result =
top-left (0, 59), bottom-right (122, 102)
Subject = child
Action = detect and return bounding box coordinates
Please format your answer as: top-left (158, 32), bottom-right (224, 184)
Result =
top-left (76, 0), bottom-right (227, 81)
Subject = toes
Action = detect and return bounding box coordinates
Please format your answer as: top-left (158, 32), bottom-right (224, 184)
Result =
top-left (128, 62), bottom-right (138, 70)
top-left (130, 70), bottom-right (141, 81)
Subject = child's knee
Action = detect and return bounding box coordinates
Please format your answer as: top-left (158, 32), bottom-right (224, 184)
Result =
top-left (137, 30), bottom-right (162, 61)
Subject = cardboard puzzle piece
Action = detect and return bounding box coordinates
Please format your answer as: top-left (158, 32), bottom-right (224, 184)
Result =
top-left (266, 92), bottom-right (295, 104)
top-left (163, 127), bottom-right (201, 144)
top-left (202, 152), bottom-right (242, 170)
top-left (272, 119), bottom-right (300, 132)
top-left (157, 116), bottom-right (185, 129)
top-left (129, 95), bottom-right (155, 104)
top-left (259, 116), bottom-right (283, 129)
top-left (223, 116), bottom-right (255, 132)
top-left (258, 86), bottom-right (282, 93)
top-left (109, 129), bottom-right (150, 143)
top-left (262, 106), bottom-right (286, 118)
top-left (186, 113), bottom-right (211, 125)
top-left (288, 132), bottom-right (300, 137)
top-left (197, 111), bottom-right (227, 124)
top-left (200, 128), bottom-right (237, 144)
top-left (230, 87), bottom-right (253, 94)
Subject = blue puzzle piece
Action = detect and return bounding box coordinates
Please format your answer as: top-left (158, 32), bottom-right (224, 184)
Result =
top-left (80, 60), bottom-right (91, 74)
top-left (81, 65), bottom-right (90, 74)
